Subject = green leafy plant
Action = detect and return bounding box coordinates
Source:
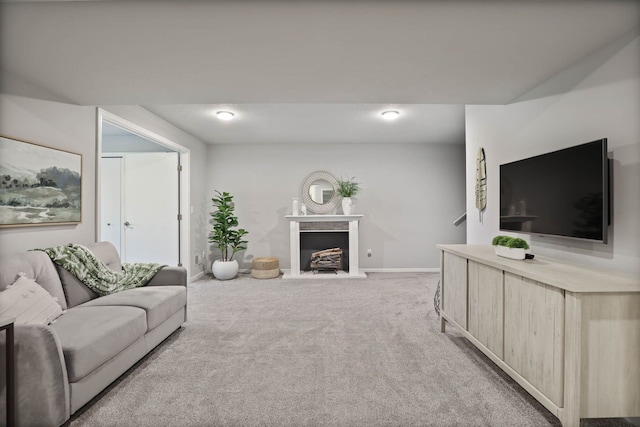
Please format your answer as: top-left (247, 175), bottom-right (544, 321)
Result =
top-left (491, 235), bottom-right (530, 250)
top-left (209, 191), bottom-right (249, 261)
top-left (336, 176), bottom-right (361, 198)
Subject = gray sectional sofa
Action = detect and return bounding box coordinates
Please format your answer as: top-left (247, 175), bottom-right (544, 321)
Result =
top-left (0, 242), bottom-right (187, 427)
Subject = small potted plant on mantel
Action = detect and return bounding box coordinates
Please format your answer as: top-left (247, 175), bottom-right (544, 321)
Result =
top-left (336, 176), bottom-right (360, 215)
top-left (492, 235), bottom-right (530, 260)
top-left (209, 190), bottom-right (249, 280)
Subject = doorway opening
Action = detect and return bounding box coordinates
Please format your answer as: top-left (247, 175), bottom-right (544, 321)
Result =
top-left (96, 109), bottom-right (190, 273)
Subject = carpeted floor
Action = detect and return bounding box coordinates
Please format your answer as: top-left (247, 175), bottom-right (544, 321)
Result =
top-left (70, 273), bottom-right (634, 426)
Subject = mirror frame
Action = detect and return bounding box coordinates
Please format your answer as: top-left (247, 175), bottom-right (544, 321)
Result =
top-left (300, 170), bottom-right (341, 214)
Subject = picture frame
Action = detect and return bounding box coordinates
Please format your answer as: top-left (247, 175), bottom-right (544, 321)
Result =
top-left (0, 135), bottom-right (82, 227)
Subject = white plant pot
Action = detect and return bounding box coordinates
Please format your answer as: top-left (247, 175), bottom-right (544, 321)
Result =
top-left (342, 197), bottom-right (353, 215)
top-left (494, 245), bottom-right (526, 260)
top-left (212, 259), bottom-right (239, 280)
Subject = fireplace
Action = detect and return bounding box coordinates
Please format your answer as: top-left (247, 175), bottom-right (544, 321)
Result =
top-left (284, 214), bottom-right (366, 279)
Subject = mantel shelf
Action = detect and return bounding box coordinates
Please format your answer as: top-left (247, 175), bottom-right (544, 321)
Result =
top-left (286, 214), bottom-right (363, 222)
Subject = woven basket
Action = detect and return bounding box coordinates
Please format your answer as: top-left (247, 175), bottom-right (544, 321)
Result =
top-left (251, 257), bottom-right (280, 279)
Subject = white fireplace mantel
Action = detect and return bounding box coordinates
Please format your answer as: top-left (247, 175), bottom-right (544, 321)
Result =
top-left (283, 215), bottom-right (366, 279)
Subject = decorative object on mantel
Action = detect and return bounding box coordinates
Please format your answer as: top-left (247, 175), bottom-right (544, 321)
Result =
top-left (475, 147), bottom-right (487, 223)
top-left (336, 176), bottom-right (360, 215)
top-left (299, 170), bottom-right (341, 214)
top-left (300, 204), bottom-right (307, 215)
top-left (292, 197), bottom-right (299, 215)
top-left (491, 235), bottom-right (529, 260)
top-left (209, 190), bottom-right (249, 280)
top-left (310, 248), bottom-right (343, 274)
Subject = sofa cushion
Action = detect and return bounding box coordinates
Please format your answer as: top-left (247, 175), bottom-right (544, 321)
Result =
top-left (49, 306), bottom-right (146, 382)
top-left (0, 250), bottom-right (68, 310)
top-left (0, 274), bottom-right (64, 325)
top-left (58, 242), bottom-right (122, 308)
top-left (80, 286), bottom-right (186, 331)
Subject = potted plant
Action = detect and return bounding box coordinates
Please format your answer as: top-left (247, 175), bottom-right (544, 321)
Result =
top-left (491, 235), bottom-right (530, 260)
top-left (209, 190), bottom-right (249, 280)
top-left (336, 176), bottom-right (360, 215)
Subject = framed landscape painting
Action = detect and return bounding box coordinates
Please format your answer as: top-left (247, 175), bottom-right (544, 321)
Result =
top-left (0, 135), bottom-right (82, 227)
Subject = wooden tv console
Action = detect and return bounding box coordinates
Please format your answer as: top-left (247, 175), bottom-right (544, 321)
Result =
top-left (437, 244), bottom-right (640, 427)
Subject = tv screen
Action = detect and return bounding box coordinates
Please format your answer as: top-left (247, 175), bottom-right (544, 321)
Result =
top-left (499, 139), bottom-right (609, 243)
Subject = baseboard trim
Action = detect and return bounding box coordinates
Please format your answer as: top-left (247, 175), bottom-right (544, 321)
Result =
top-left (189, 271), bottom-right (206, 282)
top-left (363, 268), bottom-right (440, 273)
top-left (279, 268), bottom-right (440, 274)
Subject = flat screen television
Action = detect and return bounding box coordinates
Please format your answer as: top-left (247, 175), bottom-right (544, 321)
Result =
top-left (499, 138), bottom-right (609, 243)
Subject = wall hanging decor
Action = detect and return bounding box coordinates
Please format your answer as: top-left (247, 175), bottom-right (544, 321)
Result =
top-left (300, 170), bottom-right (340, 214)
top-left (0, 135), bottom-right (82, 227)
top-left (475, 147), bottom-right (487, 223)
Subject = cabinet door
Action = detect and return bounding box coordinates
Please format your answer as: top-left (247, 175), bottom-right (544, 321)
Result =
top-left (580, 293), bottom-right (640, 418)
top-left (504, 273), bottom-right (565, 407)
top-left (442, 252), bottom-right (468, 329)
top-left (468, 261), bottom-right (504, 358)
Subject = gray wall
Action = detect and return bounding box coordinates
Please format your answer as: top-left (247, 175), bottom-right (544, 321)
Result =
top-left (0, 94), bottom-right (97, 252)
top-left (0, 94), bottom-right (465, 275)
top-left (102, 134), bottom-right (175, 153)
top-left (465, 35), bottom-right (639, 274)
top-left (206, 142), bottom-right (466, 271)
top-left (0, 98), bottom-right (210, 279)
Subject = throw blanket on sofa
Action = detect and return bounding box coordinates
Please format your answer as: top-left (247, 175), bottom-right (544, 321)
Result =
top-left (37, 243), bottom-right (165, 296)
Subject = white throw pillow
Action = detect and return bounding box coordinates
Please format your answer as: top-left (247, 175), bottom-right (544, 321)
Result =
top-left (0, 273), bottom-right (64, 325)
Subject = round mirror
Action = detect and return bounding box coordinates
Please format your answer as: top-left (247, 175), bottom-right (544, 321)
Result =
top-left (300, 171), bottom-right (341, 214)
top-left (308, 179), bottom-right (335, 205)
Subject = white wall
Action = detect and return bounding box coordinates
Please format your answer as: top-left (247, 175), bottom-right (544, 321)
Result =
top-left (0, 94), bottom-right (97, 253)
top-left (206, 142), bottom-right (466, 271)
top-left (465, 35), bottom-right (639, 274)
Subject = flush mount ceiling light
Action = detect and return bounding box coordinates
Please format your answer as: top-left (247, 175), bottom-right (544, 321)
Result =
top-left (381, 110), bottom-right (400, 120)
top-left (216, 111), bottom-right (235, 121)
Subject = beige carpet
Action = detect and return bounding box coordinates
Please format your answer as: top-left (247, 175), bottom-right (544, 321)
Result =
top-left (70, 273), bottom-right (634, 426)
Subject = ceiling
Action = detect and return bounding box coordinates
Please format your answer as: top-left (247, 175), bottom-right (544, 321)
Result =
top-left (1, 0), bottom-right (638, 145)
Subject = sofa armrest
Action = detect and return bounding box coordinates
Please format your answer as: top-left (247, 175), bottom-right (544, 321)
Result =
top-left (0, 324), bottom-right (70, 427)
top-left (146, 266), bottom-right (187, 287)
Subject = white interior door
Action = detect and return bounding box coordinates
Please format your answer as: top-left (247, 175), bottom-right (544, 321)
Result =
top-left (100, 156), bottom-right (123, 256)
top-left (123, 152), bottom-right (180, 266)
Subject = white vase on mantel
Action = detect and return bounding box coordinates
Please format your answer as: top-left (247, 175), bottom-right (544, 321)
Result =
top-left (342, 197), bottom-right (353, 215)
top-left (292, 198), bottom-right (300, 216)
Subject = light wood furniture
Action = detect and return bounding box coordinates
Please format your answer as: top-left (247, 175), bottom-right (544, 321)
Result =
top-left (437, 244), bottom-right (640, 427)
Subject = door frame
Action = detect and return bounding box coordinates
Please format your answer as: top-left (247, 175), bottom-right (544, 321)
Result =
top-left (96, 108), bottom-right (191, 274)
top-left (100, 155), bottom-right (124, 257)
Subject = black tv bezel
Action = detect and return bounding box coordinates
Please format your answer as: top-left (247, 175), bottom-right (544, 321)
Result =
top-left (499, 138), bottom-right (609, 244)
